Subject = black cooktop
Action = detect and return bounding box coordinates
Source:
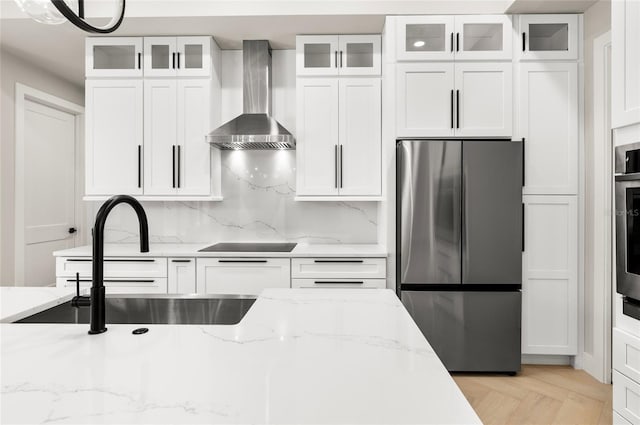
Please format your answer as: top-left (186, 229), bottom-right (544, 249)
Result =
top-left (198, 242), bottom-right (297, 253)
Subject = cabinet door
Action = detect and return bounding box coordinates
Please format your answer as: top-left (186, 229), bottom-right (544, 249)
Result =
top-left (396, 62), bottom-right (455, 138)
top-left (86, 37), bottom-right (142, 77)
top-left (168, 258), bottom-right (196, 294)
top-left (518, 15), bottom-right (579, 61)
top-left (337, 35), bottom-right (381, 76)
top-left (454, 15), bottom-right (513, 60)
top-left (296, 78), bottom-right (340, 195)
top-left (522, 195), bottom-right (578, 355)
top-left (176, 37), bottom-right (211, 77)
top-left (177, 79), bottom-right (212, 196)
top-left (612, 0), bottom-right (640, 128)
top-left (143, 37), bottom-right (177, 77)
top-left (296, 35), bottom-right (339, 76)
top-left (196, 258), bottom-right (291, 296)
top-left (455, 62), bottom-right (512, 138)
top-left (518, 62), bottom-right (578, 195)
top-left (85, 79), bottom-right (143, 195)
top-left (396, 16), bottom-right (455, 61)
top-left (144, 79), bottom-right (177, 195)
top-left (339, 78), bottom-right (381, 196)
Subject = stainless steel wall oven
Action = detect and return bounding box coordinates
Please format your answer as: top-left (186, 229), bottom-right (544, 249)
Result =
top-left (615, 142), bottom-right (640, 319)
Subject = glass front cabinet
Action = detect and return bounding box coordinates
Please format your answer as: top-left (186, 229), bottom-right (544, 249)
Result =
top-left (518, 14), bottom-right (579, 60)
top-left (144, 36), bottom-right (211, 77)
top-left (86, 37), bottom-right (143, 77)
top-left (396, 15), bottom-right (512, 61)
top-left (296, 35), bottom-right (381, 76)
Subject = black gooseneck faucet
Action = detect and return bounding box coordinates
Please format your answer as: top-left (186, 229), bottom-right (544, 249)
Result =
top-left (72, 195), bottom-right (149, 334)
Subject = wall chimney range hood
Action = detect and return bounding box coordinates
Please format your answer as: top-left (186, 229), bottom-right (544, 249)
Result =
top-left (207, 40), bottom-right (295, 150)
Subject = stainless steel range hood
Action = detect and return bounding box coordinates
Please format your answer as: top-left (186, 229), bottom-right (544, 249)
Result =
top-left (207, 40), bottom-right (295, 150)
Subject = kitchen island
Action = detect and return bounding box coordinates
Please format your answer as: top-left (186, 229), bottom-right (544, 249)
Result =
top-left (1, 288), bottom-right (480, 424)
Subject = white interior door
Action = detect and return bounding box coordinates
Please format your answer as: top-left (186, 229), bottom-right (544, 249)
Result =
top-left (22, 100), bottom-right (77, 286)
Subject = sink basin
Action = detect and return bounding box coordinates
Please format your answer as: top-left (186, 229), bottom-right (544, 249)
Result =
top-left (15, 294), bottom-right (256, 325)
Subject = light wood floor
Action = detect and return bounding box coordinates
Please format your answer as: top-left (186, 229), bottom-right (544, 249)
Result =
top-left (453, 365), bottom-right (612, 425)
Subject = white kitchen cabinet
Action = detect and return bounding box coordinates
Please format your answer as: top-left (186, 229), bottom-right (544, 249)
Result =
top-left (397, 62), bottom-right (511, 138)
top-left (139, 79), bottom-right (214, 197)
top-left (196, 258), bottom-right (291, 296)
top-left (517, 15), bottom-right (579, 61)
top-left (144, 36), bottom-right (211, 78)
top-left (614, 370), bottom-right (640, 425)
top-left (396, 16), bottom-right (455, 61)
top-left (85, 79), bottom-right (143, 196)
top-left (296, 35), bottom-right (380, 76)
top-left (292, 279), bottom-right (386, 289)
top-left (168, 258), bottom-right (196, 294)
top-left (396, 15), bottom-right (511, 61)
top-left (396, 62), bottom-right (455, 138)
top-left (338, 78), bottom-right (381, 196)
top-left (86, 37), bottom-right (143, 78)
top-left (454, 62), bottom-right (512, 137)
top-left (522, 195), bottom-right (578, 355)
top-left (291, 258), bottom-right (387, 279)
top-left (453, 15), bottom-right (513, 61)
top-left (56, 256), bottom-right (168, 294)
top-left (296, 77), bottom-right (381, 198)
top-left (296, 78), bottom-right (339, 196)
top-left (612, 0), bottom-right (640, 129)
top-left (614, 411), bottom-right (633, 425)
top-left (518, 62), bottom-right (578, 195)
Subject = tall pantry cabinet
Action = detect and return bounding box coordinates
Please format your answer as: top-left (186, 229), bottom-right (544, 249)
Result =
top-left (84, 36), bottom-right (222, 200)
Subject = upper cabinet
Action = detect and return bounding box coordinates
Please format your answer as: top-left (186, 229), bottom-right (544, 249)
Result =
top-left (612, 0), bottom-right (640, 128)
top-left (296, 35), bottom-right (381, 76)
top-left (144, 36), bottom-right (211, 77)
top-left (517, 15), bottom-right (579, 61)
top-left (396, 62), bottom-right (512, 138)
top-left (86, 38), bottom-right (143, 78)
top-left (84, 36), bottom-right (222, 200)
top-left (396, 15), bottom-right (512, 61)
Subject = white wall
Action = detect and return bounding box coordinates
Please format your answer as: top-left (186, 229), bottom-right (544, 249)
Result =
top-left (84, 50), bottom-right (379, 245)
top-left (0, 48), bottom-right (84, 286)
top-left (582, 0), bottom-right (612, 380)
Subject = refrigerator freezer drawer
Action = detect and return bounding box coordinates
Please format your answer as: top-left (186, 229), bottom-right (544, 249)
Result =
top-left (401, 290), bottom-right (521, 373)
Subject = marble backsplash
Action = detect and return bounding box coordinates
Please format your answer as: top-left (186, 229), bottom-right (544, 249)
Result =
top-left (87, 150), bottom-right (378, 245)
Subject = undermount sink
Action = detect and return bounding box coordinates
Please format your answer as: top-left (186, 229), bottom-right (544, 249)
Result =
top-left (15, 295), bottom-right (256, 325)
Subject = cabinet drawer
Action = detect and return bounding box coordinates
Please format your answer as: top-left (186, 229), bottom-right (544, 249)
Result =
top-left (196, 258), bottom-right (291, 296)
top-left (292, 258), bottom-right (386, 279)
top-left (57, 277), bottom-right (168, 294)
top-left (615, 328), bottom-right (640, 384)
top-left (56, 257), bottom-right (167, 278)
top-left (292, 278), bottom-right (386, 289)
top-left (614, 370), bottom-right (640, 424)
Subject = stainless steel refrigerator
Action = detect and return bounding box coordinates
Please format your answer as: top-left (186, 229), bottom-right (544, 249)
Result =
top-left (397, 139), bottom-right (523, 373)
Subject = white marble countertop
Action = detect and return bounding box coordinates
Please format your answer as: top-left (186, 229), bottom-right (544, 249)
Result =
top-left (0, 287), bottom-right (88, 323)
top-left (1, 289), bottom-right (479, 424)
top-left (53, 243), bottom-right (388, 258)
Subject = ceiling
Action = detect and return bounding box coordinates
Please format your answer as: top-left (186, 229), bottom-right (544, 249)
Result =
top-left (0, 0), bottom-right (602, 88)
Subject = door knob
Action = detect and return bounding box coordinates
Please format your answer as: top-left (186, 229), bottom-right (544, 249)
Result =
top-left (68, 227), bottom-right (77, 234)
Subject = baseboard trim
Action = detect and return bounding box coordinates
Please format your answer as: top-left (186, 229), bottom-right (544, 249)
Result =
top-left (522, 354), bottom-right (573, 365)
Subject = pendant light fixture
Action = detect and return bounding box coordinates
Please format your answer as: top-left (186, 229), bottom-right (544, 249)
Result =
top-left (14, 0), bottom-right (125, 33)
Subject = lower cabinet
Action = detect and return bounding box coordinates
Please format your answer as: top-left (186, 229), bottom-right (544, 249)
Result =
top-left (168, 258), bottom-right (196, 293)
top-left (56, 257), bottom-right (168, 294)
top-left (292, 279), bottom-right (385, 289)
top-left (614, 328), bottom-right (640, 424)
top-left (196, 258), bottom-right (291, 296)
top-left (521, 195), bottom-right (578, 355)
